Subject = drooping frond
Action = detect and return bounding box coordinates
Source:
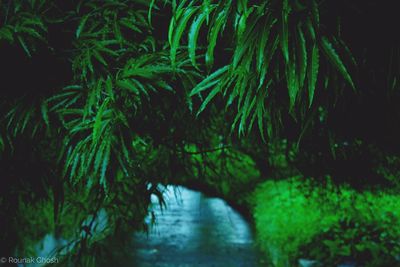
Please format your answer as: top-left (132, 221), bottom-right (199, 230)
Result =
top-left (165, 0), bottom-right (356, 140)
top-left (0, 0), bottom-right (49, 56)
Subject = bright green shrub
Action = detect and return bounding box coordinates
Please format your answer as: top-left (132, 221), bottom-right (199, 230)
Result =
top-left (252, 176), bottom-right (337, 266)
top-left (252, 176), bottom-right (400, 267)
top-left (305, 191), bottom-right (400, 266)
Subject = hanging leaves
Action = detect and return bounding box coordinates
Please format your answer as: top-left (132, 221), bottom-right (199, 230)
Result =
top-left (308, 44), bottom-right (319, 106)
top-left (76, 14), bottom-right (90, 38)
top-left (188, 5), bottom-right (216, 68)
top-left (168, 0), bottom-right (356, 139)
top-left (169, 6), bottom-right (199, 67)
top-left (320, 36), bottom-right (355, 89)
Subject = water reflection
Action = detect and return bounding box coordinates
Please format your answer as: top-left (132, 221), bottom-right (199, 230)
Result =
top-left (25, 209), bottom-right (109, 267)
top-left (132, 186), bottom-right (263, 267)
top-left (24, 186), bottom-right (263, 267)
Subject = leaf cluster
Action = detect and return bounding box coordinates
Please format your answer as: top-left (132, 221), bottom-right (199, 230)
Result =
top-left (166, 0), bottom-right (356, 140)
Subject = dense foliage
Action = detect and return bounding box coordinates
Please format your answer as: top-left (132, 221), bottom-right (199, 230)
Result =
top-left (253, 177), bottom-right (400, 266)
top-left (1, 0), bottom-right (400, 266)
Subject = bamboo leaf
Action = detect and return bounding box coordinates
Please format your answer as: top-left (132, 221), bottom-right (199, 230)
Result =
top-left (93, 50), bottom-right (107, 66)
top-left (258, 36), bottom-right (279, 89)
top-left (86, 50), bottom-right (94, 74)
top-left (20, 108), bottom-right (33, 134)
top-left (287, 59), bottom-right (299, 110)
top-left (190, 65), bottom-right (229, 96)
top-left (114, 17), bottom-right (123, 42)
top-left (306, 18), bottom-right (316, 41)
top-left (188, 11), bottom-right (209, 68)
top-left (196, 85), bottom-right (221, 116)
top-left (120, 18), bottom-right (142, 33)
top-left (237, 7), bottom-right (253, 41)
top-left (0, 27), bottom-right (14, 42)
top-left (92, 97), bottom-right (110, 145)
top-left (257, 100), bottom-right (266, 142)
top-left (100, 138), bottom-right (111, 191)
top-left (94, 139), bottom-right (106, 174)
top-left (117, 79), bottom-right (140, 94)
top-left (257, 16), bottom-right (276, 72)
top-left (238, 87), bottom-right (255, 135)
top-left (106, 76), bottom-right (114, 99)
top-left (170, 6), bottom-right (199, 67)
top-left (320, 36), bottom-right (354, 89)
top-left (308, 43), bottom-right (319, 106)
top-left (148, 0), bottom-right (156, 25)
top-left (130, 79), bottom-right (149, 98)
top-left (154, 80), bottom-right (174, 92)
top-left (280, 0), bottom-right (289, 63)
top-left (69, 152), bottom-right (80, 181)
top-left (297, 26), bottom-right (307, 89)
top-left (76, 14), bottom-right (89, 38)
top-left (41, 101), bottom-right (50, 128)
top-left (17, 36), bottom-right (31, 57)
top-left (311, 0), bottom-right (320, 28)
top-left (205, 10), bottom-right (226, 69)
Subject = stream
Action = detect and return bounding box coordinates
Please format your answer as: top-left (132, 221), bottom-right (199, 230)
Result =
top-left (27, 186), bottom-right (264, 267)
top-left (130, 186), bottom-right (265, 267)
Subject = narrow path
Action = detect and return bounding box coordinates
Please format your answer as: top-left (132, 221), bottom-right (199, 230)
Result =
top-left (131, 186), bottom-right (265, 267)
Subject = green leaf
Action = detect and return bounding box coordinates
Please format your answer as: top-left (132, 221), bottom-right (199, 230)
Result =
top-left (17, 36), bottom-right (31, 57)
top-left (237, 7), bottom-right (253, 41)
top-left (114, 18), bottom-right (123, 42)
top-left (17, 26), bottom-right (44, 41)
top-left (76, 14), bottom-right (90, 38)
top-left (320, 36), bottom-right (355, 89)
top-left (188, 10), bottom-right (210, 68)
top-left (105, 76), bottom-right (114, 99)
top-left (196, 84), bottom-right (221, 116)
top-left (190, 65), bottom-right (229, 96)
top-left (306, 18), bottom-right (316, 41)
top-left (94, 139), bottom-right (106, 174)
top-left (258, 35), bottom-right (279, 89)
top-left (20, 108), bottom-right (33, 134)
top-left (311, 0), bottom-right (320, 28)
top-left (85, 50), bottom-right (94, 74)
top-left (100, 138), bottom-right (111, 191)
top-left (78, 153), bottom-right (87, 180)
top-left (93, 50), bottom-right (107, 66)
top-left (0, 26), bottom-right (14, 42)
top-left (257, 99), bottom-right (266, 142)
top-left (296, 26), bottom-right (307, 89)
top-left (308, 43), bottom-right (319, 106)
top-left (117, 79), bottom-right (140, 94)
top-left (93, 98), bottom-right (110, 145)
top-left (170, 6), bottom-right (199, 67)
top-left (238, 87), bottom-right (256, 135)
top-left (120, 18), bottom-right (142, 33)
top-left (41, 101), bottom-right (50, 127)
top-left (130, 79), bottom-right (149, 98)
top-left (257, 16), bottom-right (276, 73)
top-left (148, 0), bottom-right (157, 25)
top-left (155, 80), bottom-right (174, 92)
top-left (69, 152), bottom-right (80, 181)
top-left (205, 10), bottom-right (226, 69)
top-left (287, 59), bottom-right (299, 110)
top-left (280, 0), bottom-right (289, 63)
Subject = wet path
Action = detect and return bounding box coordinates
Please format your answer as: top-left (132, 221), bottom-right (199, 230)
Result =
top-left (131, 186), bottom-right (264, 267)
